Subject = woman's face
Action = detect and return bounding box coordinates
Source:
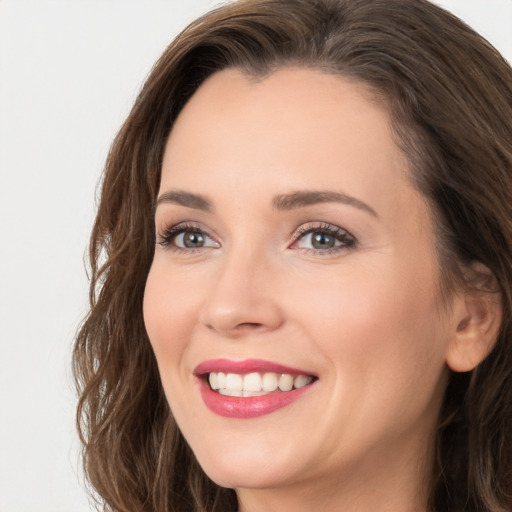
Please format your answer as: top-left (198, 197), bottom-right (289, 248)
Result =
top-left (144, 68), bottom-right (457, 503)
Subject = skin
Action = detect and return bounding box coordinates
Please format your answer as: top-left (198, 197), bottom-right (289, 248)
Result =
top-left (143, 68), bottom-right (473, 511)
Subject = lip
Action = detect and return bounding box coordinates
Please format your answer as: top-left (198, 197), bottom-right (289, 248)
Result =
top-left (194, 358), bottom-right (316, 377)
top-left (194, 358), bottom-right (318, 419)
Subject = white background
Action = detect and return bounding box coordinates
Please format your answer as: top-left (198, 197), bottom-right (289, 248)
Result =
top-left (0, 1), bottom-right (511, 511)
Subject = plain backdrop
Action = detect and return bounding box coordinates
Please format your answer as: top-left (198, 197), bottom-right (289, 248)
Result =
top-left (0, 1), bottom-right (511, 511)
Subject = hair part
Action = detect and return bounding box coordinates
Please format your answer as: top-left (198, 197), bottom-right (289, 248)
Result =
top-left (73, 1), bottom-right (512, 510)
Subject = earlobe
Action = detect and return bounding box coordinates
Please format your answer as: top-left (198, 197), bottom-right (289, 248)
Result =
top-left (445, 267), bottom-right (502, 373)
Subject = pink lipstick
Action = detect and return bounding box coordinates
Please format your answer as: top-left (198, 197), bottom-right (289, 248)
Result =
top-left (194, 359), bottom-right (317, 419)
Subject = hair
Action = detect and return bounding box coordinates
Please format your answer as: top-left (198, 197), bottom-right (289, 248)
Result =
top-left (73, 0), bottom-right (512, 510)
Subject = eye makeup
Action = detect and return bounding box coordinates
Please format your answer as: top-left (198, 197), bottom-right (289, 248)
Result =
top-left (156, 220), bottom-right (357, 257)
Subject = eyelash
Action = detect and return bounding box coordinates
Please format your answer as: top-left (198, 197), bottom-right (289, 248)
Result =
top-left (156, 222), bottom-right (357, 255)
top-left (157, 222), bottom-right (213, 253)
top-left (292, 223), bottom-right (357, 254)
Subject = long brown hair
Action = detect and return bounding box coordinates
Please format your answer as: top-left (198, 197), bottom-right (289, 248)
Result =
top-left (73, 1), bottom-right (512, 510)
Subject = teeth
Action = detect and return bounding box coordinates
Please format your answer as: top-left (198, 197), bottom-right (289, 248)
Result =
top-left (262, 373), bottom-right (278, 392)
top-left (294, 375), bottom-right (313, 389)
top-left (225, 373), bottom-right (243, 392)
top-left (242, 390), bottom-right (267, 397)
top-left (243, 372), bottom-right (262, 392)
top-left (219, 388), bottom-right (242, 397)
top-left (208, 372), bottom-right (219, 390)
top-left (207, 371), bottom-right (314, 395)
top-left (209, 371), bottom-right (226, 390)
top-left (278, 373), bottom-right (294, 391)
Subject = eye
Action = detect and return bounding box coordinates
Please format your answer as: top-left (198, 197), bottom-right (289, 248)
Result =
top-left (157, 223), bottom-right (219, 251)
top-left (175, 231), bottom-right (208, 248)
top-left (291, 223), bottom-right (356, 253)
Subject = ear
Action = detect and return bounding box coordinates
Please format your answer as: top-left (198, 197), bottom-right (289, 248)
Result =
top-left (445, 263), bottom-right (502, 373)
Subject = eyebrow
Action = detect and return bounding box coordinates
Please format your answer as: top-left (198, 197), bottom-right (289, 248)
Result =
top-left (156, 189), bottom-right (377, 217)
top-left (273, 191), bottom-right (378, 217)
top-left (156, 190), bottom-right (212, 211)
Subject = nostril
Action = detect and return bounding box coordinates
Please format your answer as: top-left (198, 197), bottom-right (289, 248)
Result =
top-left (200, 295), bottom-right (284, 335)
top-left (205, 321), bottom-right (264, 334)
top-left (236, 322), bottom-right (265, 330)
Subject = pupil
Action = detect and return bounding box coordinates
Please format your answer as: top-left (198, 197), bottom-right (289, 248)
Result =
top-left (312, 232), bottom-right (334, 249)
top-left (183, 232), bottom-right (204, 248)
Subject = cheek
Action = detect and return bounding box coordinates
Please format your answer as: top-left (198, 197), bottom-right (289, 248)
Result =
top-left (286, 262), bottom-right (448, 407)
top-left (143, 263), bottom-right (208, 433)
top-left (143, 263), bottom-right (200, 365)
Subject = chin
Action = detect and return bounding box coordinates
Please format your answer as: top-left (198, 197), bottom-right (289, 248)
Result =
top-left (202, 465), bottom-right (290, 491)
top-left (191, 440), bottom-right (300, 490)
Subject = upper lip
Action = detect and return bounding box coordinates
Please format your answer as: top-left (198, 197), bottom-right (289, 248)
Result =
top-left (194, 358), bottom-right (317, 377)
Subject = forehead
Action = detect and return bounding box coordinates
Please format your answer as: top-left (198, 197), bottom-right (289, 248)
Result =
top-left (166, 67), bottom-right (392, 157)
top-left (161, 68), bottom-right (418, 218)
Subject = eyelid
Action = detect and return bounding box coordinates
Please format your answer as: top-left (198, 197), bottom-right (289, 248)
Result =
top-left (156, 221), bottom-right (219, 251)
top-left (155, 220), bottom-right (357, 255)
top-left (290, 222), bottom-right (357, 253)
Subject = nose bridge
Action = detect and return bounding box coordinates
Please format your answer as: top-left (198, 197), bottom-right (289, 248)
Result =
top-left (199, 236), bottom-right (283, 336)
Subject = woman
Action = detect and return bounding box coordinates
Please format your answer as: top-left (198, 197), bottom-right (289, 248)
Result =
top-left (73, 0), bottom-right (512, 510)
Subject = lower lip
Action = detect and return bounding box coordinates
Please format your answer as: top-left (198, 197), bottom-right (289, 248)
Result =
top-left (198, 379), bottom-right (316, 419)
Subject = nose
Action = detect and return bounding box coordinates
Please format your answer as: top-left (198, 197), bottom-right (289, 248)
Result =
top-left (199, 245), bottom-right (284, 338)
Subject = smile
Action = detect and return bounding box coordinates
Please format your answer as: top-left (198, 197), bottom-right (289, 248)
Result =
top-left (208, 371), bottom-right (314, 397)
top-left (194, 359), bottom-right (317, 418)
